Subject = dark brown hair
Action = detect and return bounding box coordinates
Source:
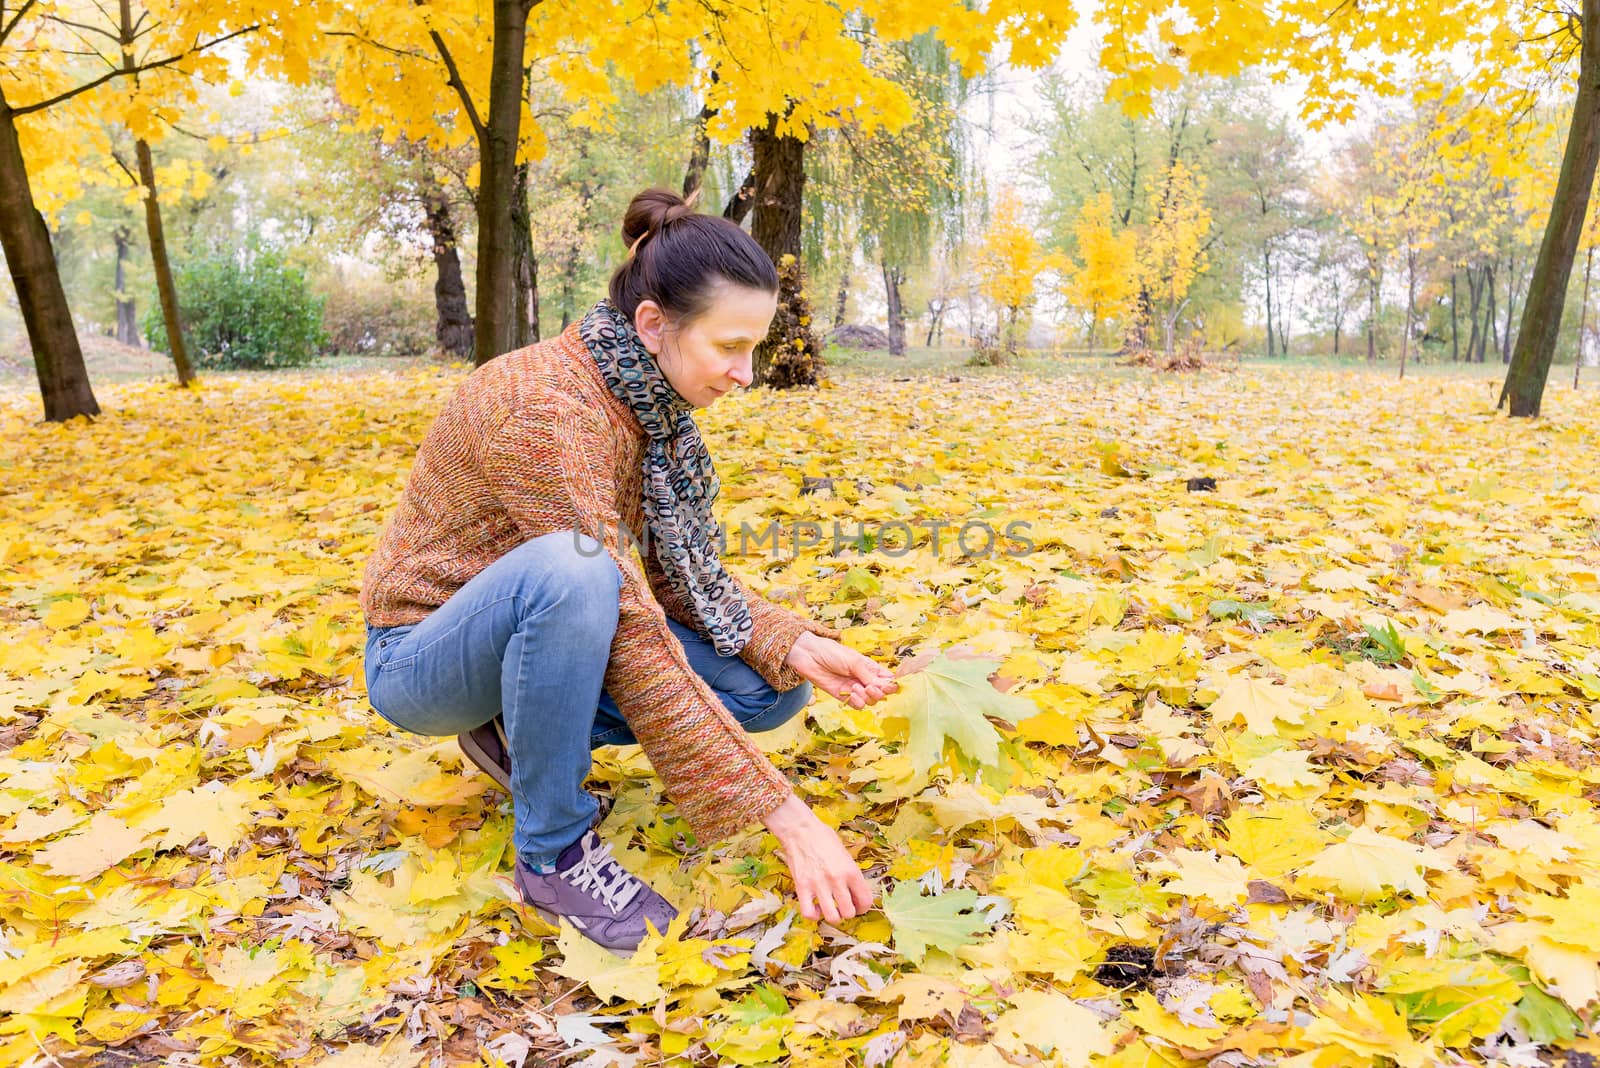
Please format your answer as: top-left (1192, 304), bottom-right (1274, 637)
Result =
top-left (607, 187), bottom-right (778, 326)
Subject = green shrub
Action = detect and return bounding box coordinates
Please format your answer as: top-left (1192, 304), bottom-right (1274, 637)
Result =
top-left (144, 246), bottom-right (326, 369)
top-left (316, 269), bottom-right (435, 358)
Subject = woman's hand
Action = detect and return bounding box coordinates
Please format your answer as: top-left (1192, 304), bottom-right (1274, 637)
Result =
top-left (785, 632), bottom-right (899, 709)
top-left (762, 793), bottom-right (874, 924)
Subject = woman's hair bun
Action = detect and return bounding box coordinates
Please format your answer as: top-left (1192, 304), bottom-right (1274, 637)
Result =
top-left (620, 187), bottom-right (702, 252)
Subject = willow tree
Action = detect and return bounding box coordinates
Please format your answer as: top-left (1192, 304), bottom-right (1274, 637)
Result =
top-left (807, 36), bottom-right (966, 356)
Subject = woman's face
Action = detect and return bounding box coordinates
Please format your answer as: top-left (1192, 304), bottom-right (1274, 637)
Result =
top-left (633, 280), bottom-right (777, 408)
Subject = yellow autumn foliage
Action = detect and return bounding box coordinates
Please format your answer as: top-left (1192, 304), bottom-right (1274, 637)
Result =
top-left (0, 363), bottom-right (1598, 1064)
top-left (1062, 191), bottom-right (1142, 348)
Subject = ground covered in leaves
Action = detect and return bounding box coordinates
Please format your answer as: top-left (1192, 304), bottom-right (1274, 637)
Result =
top-left (0, 363), bottom-right (1597, 1067)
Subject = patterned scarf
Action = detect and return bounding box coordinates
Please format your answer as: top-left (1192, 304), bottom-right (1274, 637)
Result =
top-left (578, 297), bottom-right (753, 657)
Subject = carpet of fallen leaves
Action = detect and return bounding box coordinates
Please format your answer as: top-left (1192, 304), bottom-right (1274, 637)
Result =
top-left (1, 363), bottom-right (1598, 1068)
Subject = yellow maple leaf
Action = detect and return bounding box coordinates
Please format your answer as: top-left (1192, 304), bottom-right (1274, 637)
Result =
top-left (1153, 849), bottom-right (1252, 905)
top-left (32, 812), bottom-right (153, 879)
top-left (1207, 675), bottom-right (1311, 735)
top-left (877, 974), bottom-right (968, 1022)
top-left (554, 920), bottom-right (666, 1003)
top-left (41, 597), bottom-right (91, 630)
top-left (1239, 748), bottom-right (1324, 791)
top-left (1301, 827), bottom-right (1439, 901)
top-left (1299, 990), bottom-right (1437, 1068)
top-left (1438, 604), bottom-right (1520, 634)
top-left (993, 988), bottom-right (1114, 1065)
top-left (133, 780), bottom-right (263, 851)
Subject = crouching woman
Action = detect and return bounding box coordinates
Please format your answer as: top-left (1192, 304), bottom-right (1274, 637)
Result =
top-left (359, 186), bottom-right (898, 953)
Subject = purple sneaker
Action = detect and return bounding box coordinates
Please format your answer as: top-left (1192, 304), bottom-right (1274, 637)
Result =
top-left (514, 828), bottom-right (677, 953)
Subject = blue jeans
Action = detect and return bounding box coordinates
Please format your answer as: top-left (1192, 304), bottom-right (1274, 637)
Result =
top-left (362, 529), bottom-right (811, 866)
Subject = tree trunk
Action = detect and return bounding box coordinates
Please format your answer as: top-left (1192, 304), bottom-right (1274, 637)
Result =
top-left (1330, 274), bottom-right (1344, 356)
top-left (882, 255), bottom-right (905, 356)
top-left (135, 138), bottom-right (195, 386)
top-left (114, 0), bottom-right (193, 385)
top-left (1279, 273), bottom-right (1294, 357)
top-left (470, 0), bottom-right (537, 365)
top-left (1399, 250), bottom-right (1414, 380)
top-left (1123, 285), bottom-right (1152, 353)
top-left (1577, 242), bottom-right (1594, 388)
top-left (723, 167), bottom-right (756, 225)
top-left (684, 68), bottom-right (721, 198)
top-left (423, 187), bottom-right (473, 359)
top-left (112, 226), bottom-right (139, 346)
top-left (1264, 249), bottom-right (1276, 358)
top-left (565, 143), bottom-right (596, 332)
top-left (1449, 271), bottom-right (1459, 362)
top-left (1366, 267), bottom-right (1379, 364)
top-left (684, 104), bottom-right (714, 199)
top-left (1497, 22), bottom-right (1600, 415)
top-left (925, 298), bottom-right (946, 347)
top-left (1465, 266), bottom-right (1482, 363)
top-left (1501, 251), bottom-right (1518, 365)
top-left (0, 91), bottom-right (100, 422)
top-left (748, 109), bottom-right (821, 388)
top-left (561, 235), bottom-right (579, 330)
top-left (1481, 262), bottom-right (1498, 363)
top-left (833, 264), bottom-right (849, 327)
top-left (510, 159), bottom-right (538, 348)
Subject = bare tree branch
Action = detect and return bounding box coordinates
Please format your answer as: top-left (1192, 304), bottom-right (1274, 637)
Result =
top-left (159, 110), bottom-right (335, 144)
top-left (11, 23), bottom-right (257, 116)
top-left (324, 28), bottom-right (427, 62)
top-left (0, 0), bottom-right (38, 46)
top-left (43, 14), bottom-right (120, 70)
top-left (109, 147), bottom-right (138, 185)
top-left (412, 1), bottom-right (485, 141)
top-left (42, 12), bottom-right (120, 42)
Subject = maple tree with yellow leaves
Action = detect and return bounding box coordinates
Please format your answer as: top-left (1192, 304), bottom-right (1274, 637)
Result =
top-left (1061, 191), bottom-right (1141, 350)
top-left (973, 187), bottom-right (1062, 361)
top-left (8, 0), bottom-right (1600, 417)
top-left (1136, 161), bottom-right (1212, 358)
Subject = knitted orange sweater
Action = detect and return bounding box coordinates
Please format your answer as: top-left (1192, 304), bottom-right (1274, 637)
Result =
top-left (360, 321), bottom-right (840, 844)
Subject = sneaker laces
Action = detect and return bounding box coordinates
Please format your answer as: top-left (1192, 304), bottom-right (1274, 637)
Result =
top-left (564, 835), bottom-right (643, 914)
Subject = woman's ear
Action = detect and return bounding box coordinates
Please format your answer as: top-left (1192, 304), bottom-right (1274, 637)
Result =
top-left (633, 299), bottom-right (665, 355)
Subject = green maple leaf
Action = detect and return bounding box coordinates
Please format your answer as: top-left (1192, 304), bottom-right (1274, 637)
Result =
top-left (1502, 962), bottom-right (1583, 1044)
top-left (882, 881), bottom-right (990, 965)
top-left (881, 652), bottom-right (1038, 781)
top-left (728, 984), bottom-right (788, 1026)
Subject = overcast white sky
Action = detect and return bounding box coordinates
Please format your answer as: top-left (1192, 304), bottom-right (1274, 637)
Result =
top-left (934, 25), bottom-right (1365, 340)
top-left (966, 25), bottom-right (1345, 202)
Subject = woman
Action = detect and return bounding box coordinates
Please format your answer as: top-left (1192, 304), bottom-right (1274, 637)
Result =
top-left (360, 187), bottom-right (898, 954)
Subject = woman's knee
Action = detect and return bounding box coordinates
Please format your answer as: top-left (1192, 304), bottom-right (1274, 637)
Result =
top-left (558, 531), bottom-right (622, 603)
top-left (508, 530), bottom-right (622, 629)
